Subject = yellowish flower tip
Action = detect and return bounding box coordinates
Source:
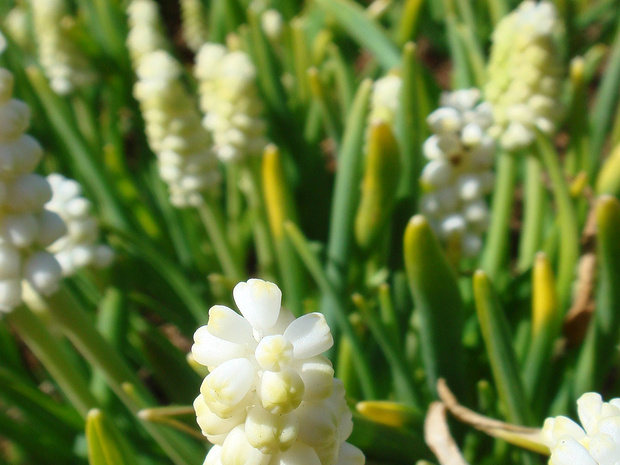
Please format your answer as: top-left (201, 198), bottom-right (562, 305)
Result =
top-left (356, 401), bottom-right (415, 428)
top-left (570, 57), bottom-right (585, 83)
top-left (532, 252), bottom-right (558, 336)
top-left (569, 172), bottom-right (588, 198)
top-left (596, 143), bottom-right (620, 196)
top-left (408, 214), bottom-right (428, 229)
top-left (87, 408), bottom-right (103, 421)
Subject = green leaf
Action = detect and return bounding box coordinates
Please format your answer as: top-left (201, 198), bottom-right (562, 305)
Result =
top-left (403, 215), bottom-right (466, 399)
top-left (109, 229), bottom-right (210, 327)
top-left (355, 122), bottom-right (401, 251)
top-left (284, 221), bottom-right (378, 400)
top-left (473, 270), bottom-right (532, 425)
top-left (535, 132), bottom-right (579, 309)
top-left (320, 79), bottom-right (372, 330)
top-left (349, 412), bottom-right (430, 464)
top-left (86, 409), bottom-right (136, 465)
top-left (315, 0), bottom-right (400, 70)
top-left (590, 14), bottom-right (620, 159)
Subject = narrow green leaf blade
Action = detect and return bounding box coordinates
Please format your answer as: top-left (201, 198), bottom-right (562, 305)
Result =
top-left (473, 270), bottom-right (531, 425)
top-left (403, 215), bottom-right (466, 399)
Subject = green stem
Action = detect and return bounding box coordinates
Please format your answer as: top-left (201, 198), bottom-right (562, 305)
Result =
top-left (197, 198), bottom-right (245, 282)
top-left (240, 162), bottom-right (277, 278)
top-left (285, 221), bottom-right (378, 399)
top-left (480, 152), bottom-right (518, 283)
top-left (354, 295), bottom-right (422, 409)
top-left (517, 156), bottom-right (546, 272)
top-left (7, 305), bottom-right (96, 418)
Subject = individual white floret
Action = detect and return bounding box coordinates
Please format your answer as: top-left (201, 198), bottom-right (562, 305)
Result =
top-left (195, 44), bottom-right (268, 162)
top-left (30, 0), bottom-right (95, 95)
top-left (485, 0), bottom-right (564, 152)
top-left (133, 50), bottom-right (220, 207)
top-left (192, 278), bottom-right (364, 465)
top-left (419, 89), bottom-right (496, 258)
top-left (543, 392), bottom-right (620, 465)
top-left (45, 174), bottom-right (114, 276)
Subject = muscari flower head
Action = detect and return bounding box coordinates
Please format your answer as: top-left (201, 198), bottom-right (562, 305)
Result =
top-left (419, 88), bottom-right (496, 258)
top-left (133, 50), bottom-right (220, 207)
top-left (30, 0), bottom-right (95, 95)
top-left (45, 174), bottom-right (114, 276)
top-left (0, 67), bottom-right (67, 311)
top-left (485, 0), bottom-right (564, 152)
top-left (194, 43), bottom-right (268, 163)
top-left (543, 392), bottom-right (620, 465)
top-left (192, 278), bottom-right (365, 465)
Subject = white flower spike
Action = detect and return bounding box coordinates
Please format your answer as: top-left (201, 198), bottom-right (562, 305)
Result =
top-left (132, 50), bottom-right (221, 207)
top-left (0, 67), bottom-right (67, 311)
top-left (45, 174), bottom-right (114, 276)
top-left (30, 0), bottom-right (95, 95)
top-left (192, 278), bottom-right (364, 465)
top-left (419, 89), bottom-right (495, 258)
top-left (194, 44), bottom-right (268, 163)
top-left (543, 392), bottom-right (620, 465)
top-left (485, 0), bottom-right (564, 152)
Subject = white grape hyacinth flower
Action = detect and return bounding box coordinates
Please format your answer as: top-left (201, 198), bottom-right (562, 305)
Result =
top-left (419, 88), bottom-right (496, 258)
top-left (133, 50), bottom-right (221, 207)
top-left (194, 44), bottom-right (268, 163)
top-left (485, 0), bottom-right (564, 152)
top-left (45, 174), bottom-right (114, 276)
top-left (0, 67), bottom-right (67, 311)
top-left (30, 0), bottom-right (95, 95)
top-left (543, 392), bottom-right (620, 465)
top-left (192, 278), bottom-right (365, 465)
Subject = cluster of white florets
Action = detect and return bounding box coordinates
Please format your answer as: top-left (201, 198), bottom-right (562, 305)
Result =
top-left (368, 75), bottom-right (401, 127)
top-left (485, 0), bottom-right (564, 152)
top-left (192, 279), bottom-right (365, 465)
top-left (30, 0), bottom-right (94, 95)
top-left (543, 392), bottom-right (620, 465)
top-left (180, 0), bottom-right (209, 53)
top-left (419, 89), bottom-right (496, 258)
top-left (133, 51), bottom-right (220, 207)
top-left (45, 174), bottom-right (114, 276)
top-left (0, 68), bottom-right (67, 311)
top-left (194, 44), bottom-right (268, 163)
top-left (126, 0), bottom-right (169, 65)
